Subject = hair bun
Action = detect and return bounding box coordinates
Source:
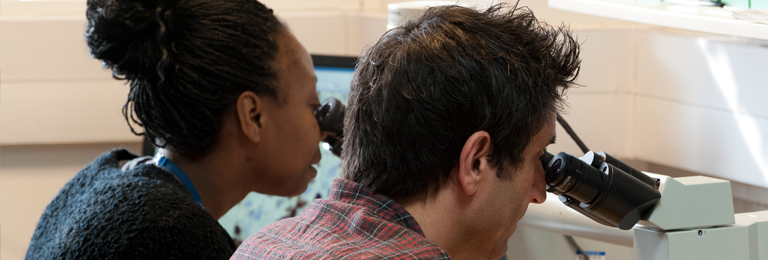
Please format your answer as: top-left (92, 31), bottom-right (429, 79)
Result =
top-left (85, 0), bottom-right (176, 81)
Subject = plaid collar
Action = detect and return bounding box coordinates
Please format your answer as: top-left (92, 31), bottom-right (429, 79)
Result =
top-left (329, 178), bottom-right (426, 237)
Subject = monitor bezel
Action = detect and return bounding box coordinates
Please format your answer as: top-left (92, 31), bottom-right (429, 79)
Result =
top-left (311, 54), bottom-right (358, 69)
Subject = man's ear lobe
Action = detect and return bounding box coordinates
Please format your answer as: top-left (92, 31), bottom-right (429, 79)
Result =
top-left (457, 131), bottom-right (492, 196)
top-left (236, 91), bottom-right (263, 143)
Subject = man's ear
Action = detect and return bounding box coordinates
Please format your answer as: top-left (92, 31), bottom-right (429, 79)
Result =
top-left (236, 91), bottom-right (263, 143)
top-left (457, 131), bottom-right (492, 196)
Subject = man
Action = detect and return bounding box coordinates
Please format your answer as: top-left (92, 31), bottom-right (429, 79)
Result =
top-left (233, 3), bottom-right (580, 259)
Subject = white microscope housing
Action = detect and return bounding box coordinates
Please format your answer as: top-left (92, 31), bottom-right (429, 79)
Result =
top-left (524, 151), bottom-right (768, 260)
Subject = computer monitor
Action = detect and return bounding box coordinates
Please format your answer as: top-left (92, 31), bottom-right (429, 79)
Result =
top-left (218, 54), bottom-right (357, 243)
top-left (313, 54), bottom-right (356, 105)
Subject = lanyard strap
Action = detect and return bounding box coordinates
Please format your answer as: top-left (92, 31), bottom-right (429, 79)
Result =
top-left (153, 154), bottom-right (204, 208)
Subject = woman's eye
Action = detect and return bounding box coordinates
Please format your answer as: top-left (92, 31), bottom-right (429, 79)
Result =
top-left (312, 104), bottom-right (322, 118)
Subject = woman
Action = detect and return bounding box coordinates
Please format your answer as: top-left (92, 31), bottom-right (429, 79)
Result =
top-left (25, 0), bottom-right (326, 258)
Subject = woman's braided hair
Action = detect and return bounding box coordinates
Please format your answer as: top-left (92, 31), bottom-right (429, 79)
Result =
top-left (86, 0), bottom-right (282, 158)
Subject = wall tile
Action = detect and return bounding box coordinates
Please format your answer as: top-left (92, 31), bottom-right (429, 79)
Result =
top-left (0, 81), bottom-right (140, 144)
top-left (279, 12), bottom-right (350, 56)
top-left (573, 29), bottom-right (636, 94)
top-left (636, 31), bottom-right (768, 119)
top-left (549, 93), bottom-right (636, 157)
top-left (0, 19), bottom-right (110, 82)
top-left (634, 96), bottom-right (768, 188)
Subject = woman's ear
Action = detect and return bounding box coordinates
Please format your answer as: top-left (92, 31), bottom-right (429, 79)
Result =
top-left (457, 131), bottom-right (492, 196)
top-left (236, 91), bottom-right (263, 143)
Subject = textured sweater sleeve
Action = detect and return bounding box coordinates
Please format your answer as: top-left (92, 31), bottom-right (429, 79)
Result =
top-left (26, 148), bottom-right (235, 260)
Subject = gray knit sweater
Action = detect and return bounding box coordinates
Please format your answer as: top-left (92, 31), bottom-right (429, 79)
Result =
top-left (25, 148), bottom-right (235, 259)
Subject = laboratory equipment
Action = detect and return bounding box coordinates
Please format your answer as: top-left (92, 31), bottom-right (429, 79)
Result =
top-left (525, 150), bottom-right (768, 260)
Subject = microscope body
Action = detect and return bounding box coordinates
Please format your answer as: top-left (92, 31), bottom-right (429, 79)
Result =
top-left (633, 173), bottom-right (767, 260)
top-left (526, 150), bottom-right (768, 260)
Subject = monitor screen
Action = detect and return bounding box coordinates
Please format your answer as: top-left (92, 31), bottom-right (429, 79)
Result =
top-left (218, 54), bottom-right (357, 244)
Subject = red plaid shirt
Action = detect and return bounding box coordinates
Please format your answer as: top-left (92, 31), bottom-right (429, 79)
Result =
top-left (231, 178), bottom-right (451, 259)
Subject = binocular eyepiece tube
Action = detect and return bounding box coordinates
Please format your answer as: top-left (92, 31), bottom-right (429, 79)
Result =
top-left (542, 151), bottom-right (661, 230)
top-left (315, 97), bottom-right (345, 157)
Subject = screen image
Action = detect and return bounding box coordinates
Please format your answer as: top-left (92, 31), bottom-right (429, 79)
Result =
top-left (218, 55), bottom-right (356, 243)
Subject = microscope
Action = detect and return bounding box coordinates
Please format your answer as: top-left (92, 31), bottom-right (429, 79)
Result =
top-left (528, 149), bottom-right (768, 260)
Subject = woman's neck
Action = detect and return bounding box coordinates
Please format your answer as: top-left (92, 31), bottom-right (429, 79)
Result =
top-left (157, 148), bottom-right (245, 219)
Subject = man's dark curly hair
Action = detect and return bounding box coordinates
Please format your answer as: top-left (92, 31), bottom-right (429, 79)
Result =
top-left (342, 3), bottom-right (581, 202)
top-left (85, 0), bottom-right (282, 158)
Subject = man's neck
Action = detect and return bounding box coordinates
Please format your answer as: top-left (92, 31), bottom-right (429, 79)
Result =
top-left (399, 186), bottom-right (482, 260)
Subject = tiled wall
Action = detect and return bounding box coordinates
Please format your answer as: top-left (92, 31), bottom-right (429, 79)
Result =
top-left (0, 17), bottom-right (137, 145)
top-left (633, 30), bottom-right (768, 188)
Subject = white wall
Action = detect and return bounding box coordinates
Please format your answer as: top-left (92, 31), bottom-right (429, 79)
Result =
top-left (0, 0), bottom-right (628, 145)
top-left (0, 12), bottom-right (137, 145)
top-left (1, 0), bottom-right (767, 259)
top-left (633, 31), bottom-right (768, 188)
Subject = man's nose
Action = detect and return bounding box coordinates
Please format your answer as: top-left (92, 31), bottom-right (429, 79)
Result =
top-left (530, 162), bottom-right (547, 204)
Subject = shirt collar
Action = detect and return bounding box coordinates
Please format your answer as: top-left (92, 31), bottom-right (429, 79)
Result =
top-left (329, 178), bottom-right (426, 237)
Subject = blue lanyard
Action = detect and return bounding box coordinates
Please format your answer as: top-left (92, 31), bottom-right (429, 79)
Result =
top-left (153, 154), bottom-right (204, 208)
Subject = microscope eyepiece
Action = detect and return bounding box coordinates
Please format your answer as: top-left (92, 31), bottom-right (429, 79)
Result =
top-left (316, 97), bottom-right (345, 156)
top-left (545, 152), bottom-right (606, 205)
top-left (546, 158), bottom-right (563, 183)
top-left (543, 151), bottom-right (661, 230)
